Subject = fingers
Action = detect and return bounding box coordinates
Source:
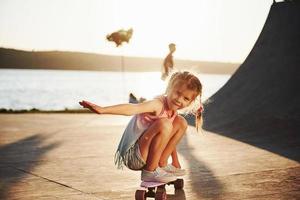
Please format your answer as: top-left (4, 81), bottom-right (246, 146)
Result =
top-left (79, 100), bottom-right (90, 108)
top-left (79, 100), bottom-right (99, 112)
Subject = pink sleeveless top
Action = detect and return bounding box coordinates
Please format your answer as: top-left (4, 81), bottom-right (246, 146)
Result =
top-left (138, 96), bottom-right (177, 127)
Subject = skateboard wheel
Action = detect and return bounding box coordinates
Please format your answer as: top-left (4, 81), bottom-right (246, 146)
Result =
top-left (157, 184), bottom-right (166, 191)
top-left (135, 190), bottom-right (146, 200)
top-left (155, 190), bottom-right (167, 200)
top-left (174, 179), bottom-right (184, 189)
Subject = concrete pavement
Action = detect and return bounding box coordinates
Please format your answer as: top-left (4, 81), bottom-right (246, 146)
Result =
top-left (0, 114), bottom-right (299, 199)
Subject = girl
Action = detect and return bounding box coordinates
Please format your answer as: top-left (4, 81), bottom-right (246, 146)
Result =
top-left (79, 71), bottom-right (203, 183)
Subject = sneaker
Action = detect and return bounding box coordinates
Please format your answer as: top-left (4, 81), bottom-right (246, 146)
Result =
top-left (141, 167), bottom-right (177, 183)
top-left (161, 164), bottom-right (186, 176)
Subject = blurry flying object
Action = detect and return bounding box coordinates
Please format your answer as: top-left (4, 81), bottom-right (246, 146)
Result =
top-left (106, 28), bottom-right (133, 47)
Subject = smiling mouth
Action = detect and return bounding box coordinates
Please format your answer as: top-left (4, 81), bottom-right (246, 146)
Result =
top-left (172, 101), bottom-right (181, 107)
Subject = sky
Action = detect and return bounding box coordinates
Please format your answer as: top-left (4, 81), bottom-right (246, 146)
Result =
top-left (0, 0), bottom-right (274, 63)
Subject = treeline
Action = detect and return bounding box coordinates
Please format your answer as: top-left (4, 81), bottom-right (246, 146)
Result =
top-left (0, 48), bottom-right (239, 73)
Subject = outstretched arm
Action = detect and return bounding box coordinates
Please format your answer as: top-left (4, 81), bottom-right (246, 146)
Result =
top-left (79, 99), bottom-right (163, 116)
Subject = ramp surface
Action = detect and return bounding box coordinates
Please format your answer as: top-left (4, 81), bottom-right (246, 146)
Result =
top-left (203, 1), bottom-right (300, 161)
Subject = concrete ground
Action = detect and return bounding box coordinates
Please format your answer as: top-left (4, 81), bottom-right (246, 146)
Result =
top-left (0, 114), bottom-right (299, 200)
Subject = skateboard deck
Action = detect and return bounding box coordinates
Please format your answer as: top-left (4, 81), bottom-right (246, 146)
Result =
top-left (135, 179), bottom-right (184, 200)
top-left (140, 181), bottom-right (166, 188)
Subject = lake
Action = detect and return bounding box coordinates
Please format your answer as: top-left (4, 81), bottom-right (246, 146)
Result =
top-left (0, 69), bottom-right (231, 111)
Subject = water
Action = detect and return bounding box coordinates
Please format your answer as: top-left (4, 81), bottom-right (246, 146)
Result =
top-left (0, 69), bottom-right (231, 111)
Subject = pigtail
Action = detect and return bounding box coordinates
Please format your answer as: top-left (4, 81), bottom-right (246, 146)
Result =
top-left (195, 100), bottom-right (204, 132)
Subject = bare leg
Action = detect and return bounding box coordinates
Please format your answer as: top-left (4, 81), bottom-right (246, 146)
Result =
top-left (158, 116), bottom-right (188, 168)
top-left (171, 150), bottom-right (182, 168)
top-left (138, 118), bottom-right (173, 171)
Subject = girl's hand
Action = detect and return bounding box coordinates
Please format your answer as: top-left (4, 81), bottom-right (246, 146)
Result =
top-left (79, 100), bottom-right (101, 114)
top-left (79, 100), bottom-right (92, 108)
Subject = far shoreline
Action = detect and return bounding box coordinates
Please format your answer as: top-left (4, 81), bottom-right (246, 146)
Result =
top-left (0, 108), bottom-right (90, 114)
top-left (0, 48), bottom-right (240, 75)
top-left (0, 65), bottom-right (238, 75)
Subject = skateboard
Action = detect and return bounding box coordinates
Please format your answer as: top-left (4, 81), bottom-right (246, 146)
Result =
top-left (135, 179), bottom-right (184, 200)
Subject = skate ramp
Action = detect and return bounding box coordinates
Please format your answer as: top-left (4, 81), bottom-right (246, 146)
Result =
top-left (203, 1), bottom-right (300, 162)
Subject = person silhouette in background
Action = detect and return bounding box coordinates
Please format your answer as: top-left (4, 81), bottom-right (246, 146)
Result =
top-left (161, 43), bottom-right (176, 80)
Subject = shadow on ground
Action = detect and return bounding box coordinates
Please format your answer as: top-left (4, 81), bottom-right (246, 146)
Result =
top-left (186, 113), bottom-right (300, 163)
top-left (177, 127), bottom-right (224, 199)
top-left (167, 189), bottom-right (186, 200)
top-left (0, 134), bottom-right (59, 199)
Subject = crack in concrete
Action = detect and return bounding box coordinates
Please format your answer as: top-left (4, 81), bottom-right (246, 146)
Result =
top-left (8, 164), bottom-right (104, 200)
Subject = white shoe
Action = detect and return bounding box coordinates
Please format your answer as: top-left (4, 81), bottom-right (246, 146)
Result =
top-left (141, 167), bottom-right (177, 183)
top-left (161, 164), bottom-right (186, 176)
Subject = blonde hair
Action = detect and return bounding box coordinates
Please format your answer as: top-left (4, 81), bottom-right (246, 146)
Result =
top-left (165, 71), bottom-right (203, 132)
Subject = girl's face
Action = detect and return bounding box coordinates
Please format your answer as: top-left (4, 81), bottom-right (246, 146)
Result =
top-left (166, 83), bottom-right (197, 111)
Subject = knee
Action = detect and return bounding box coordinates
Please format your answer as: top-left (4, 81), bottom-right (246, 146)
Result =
top-left (156, 118), bottom-right (173, 134)
top-left (174, 116), bottom-right (188, 133)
